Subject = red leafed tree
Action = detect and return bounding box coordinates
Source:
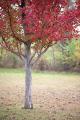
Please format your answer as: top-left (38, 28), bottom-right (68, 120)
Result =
top-left (0, 0), bottom-right (80, 109)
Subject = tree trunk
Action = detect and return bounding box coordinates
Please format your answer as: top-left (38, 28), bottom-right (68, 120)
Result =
top-left (24, 43), bottom-right (33, 109)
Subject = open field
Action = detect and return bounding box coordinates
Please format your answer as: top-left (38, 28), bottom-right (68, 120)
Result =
top-left (0, 68), bottom-right (80, 120)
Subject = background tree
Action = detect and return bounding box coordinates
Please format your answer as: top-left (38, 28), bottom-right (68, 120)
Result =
top-left (0, 0), bottom-right (80, 109)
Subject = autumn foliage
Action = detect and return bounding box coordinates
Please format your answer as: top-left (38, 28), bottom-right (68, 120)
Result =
top-left (0, 0), bottom-right (80, 58)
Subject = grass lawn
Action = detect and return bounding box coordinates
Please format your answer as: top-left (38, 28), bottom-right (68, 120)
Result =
top-left (0, 68), bottom-right (80, 120)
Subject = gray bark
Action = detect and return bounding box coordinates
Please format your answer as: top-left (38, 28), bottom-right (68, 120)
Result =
top-left (24, 43), bottom-right (33, 109)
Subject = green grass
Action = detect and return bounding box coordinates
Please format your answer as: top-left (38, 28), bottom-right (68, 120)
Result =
top-left (0, 106), bottom-right (49, 120)
top-left (0, 68), bottom-right (80, 75)
top-left (0, 68), bottom-right (80, 120)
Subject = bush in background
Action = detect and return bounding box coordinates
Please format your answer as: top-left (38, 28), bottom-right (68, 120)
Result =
top-left (0, 51), bottom-right (23, 68)
top-left (0, 39), bottom-right (80, 72)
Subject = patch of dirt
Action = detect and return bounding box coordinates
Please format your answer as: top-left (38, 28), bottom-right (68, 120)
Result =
top-left (0, 74), bottom-right (80, 120)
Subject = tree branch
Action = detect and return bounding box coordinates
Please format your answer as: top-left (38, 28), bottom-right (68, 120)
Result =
top-left (6, 0), bottom-right (27, 45)
top-left (31, 44), bottom-right (51, 66)
top-left (1, 35), bottom-right (24, 59)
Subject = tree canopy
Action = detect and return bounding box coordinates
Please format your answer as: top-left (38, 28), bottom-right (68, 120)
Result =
top-left (0, 0), bottom-right (80, 61)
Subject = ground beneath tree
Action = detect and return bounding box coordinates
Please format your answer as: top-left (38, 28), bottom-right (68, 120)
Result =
top-left (0, 69), bottom-right (80, 120)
